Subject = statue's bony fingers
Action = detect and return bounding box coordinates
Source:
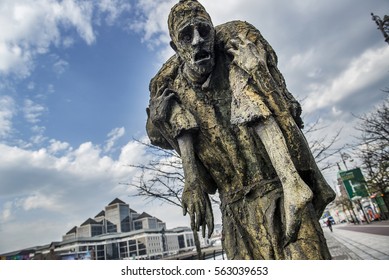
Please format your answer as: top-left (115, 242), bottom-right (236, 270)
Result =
top-left (156, 85), bottom-right (167, 97)
top-left (182, 200), bottom-right (188, 216)
top-left (162, 88), bottom-right (176, 99)
top-left (205, 196), bottom-right (214, 238)
top-left (227, 47), bottom-right (238, 57)
top-left (226, 39), bottom-right (240, 56)
top-left (202, 219), bottom-right (206, 239)
top-left (166, 92), bottom-right (176, 100)
top-left (190, 212), bottom-right (196, 231)
top-left (184, 201), bottom-right (196, 230)
top-left (195, 203), bottom-right (204, 232)
top-left (162, 87), bottom-right (170, 95)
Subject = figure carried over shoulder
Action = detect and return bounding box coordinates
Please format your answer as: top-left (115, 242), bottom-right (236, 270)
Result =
top-left (146, 0), bottom-right (335, 260)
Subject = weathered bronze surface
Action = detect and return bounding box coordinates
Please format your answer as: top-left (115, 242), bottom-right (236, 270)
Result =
top-left (146, 0), bottom-right (335, 259)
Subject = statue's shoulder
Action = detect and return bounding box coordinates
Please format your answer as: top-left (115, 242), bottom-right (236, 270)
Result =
top-left (215, 20), bottom-right (278, 64)
top-left (215, 20), bottom-right (262, 38)
top-left (149, 55), bottom-right (181, 98)
top-left (216, 21), bottom-right (304, 128)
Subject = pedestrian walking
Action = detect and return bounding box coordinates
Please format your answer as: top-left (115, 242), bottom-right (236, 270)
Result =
top-left (326, 219), bottom-right (333, 232)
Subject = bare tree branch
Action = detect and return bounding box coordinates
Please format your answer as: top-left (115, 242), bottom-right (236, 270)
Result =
top-left (354, 97), bottom-right (389, 212)
top-left (303, 120), bottom-right (345, 171)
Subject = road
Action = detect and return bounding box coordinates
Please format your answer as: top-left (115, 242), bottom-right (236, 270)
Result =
top-left (324, 220), bottom-right (389, 260)
top-left (335, 221), bottom-right (389, 236)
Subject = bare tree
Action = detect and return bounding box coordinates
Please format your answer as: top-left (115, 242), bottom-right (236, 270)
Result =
top-left (303, 119), bottom-right (344, 171)
top-left (124, 139), bottom-right (206, 259)
top-left (355, 97), bottom-right (389, 215)
top-left (126, 140), bottom-right (184, 207)
top-left (333, 193), bottom-right (360, 224)
top-left (371, 13), bottom-right (389, 45)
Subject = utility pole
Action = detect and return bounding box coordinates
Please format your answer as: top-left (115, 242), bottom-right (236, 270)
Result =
top-left (371, 13), bottom-right (389, 45)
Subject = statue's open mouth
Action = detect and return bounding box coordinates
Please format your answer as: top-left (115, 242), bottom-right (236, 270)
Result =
top-left (195, 50), bottom-right (211, 63)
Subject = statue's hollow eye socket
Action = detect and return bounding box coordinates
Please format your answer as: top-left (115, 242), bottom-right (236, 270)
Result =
top-left (179, 27), bottom-right (193, 43)
top-left (198, 24), bottom-right (211, 38)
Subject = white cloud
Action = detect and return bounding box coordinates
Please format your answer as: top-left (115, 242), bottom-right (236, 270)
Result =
top-left (0, 95), bottom-right (16, 138)
top-left (20, 193), bottom-right (63, 212)
top-left (27, 81), bottom-right (35, 90)
top-left (0, 0), bottom-right (139, 77)
top-left (331, 106), bottom-right (343, 117)
top-left (29, 126), bottom-right (48, 145)
top-left (130, 0), bottom-right (174, 49)
top-left (0, 0), bottom-right (94, 76)
top-left (0, 202), bottom-right (13, 223)
top-left (48, 139), bottom-right (71, 154)
top-left (118, 139), bottom-right (149, 165)
top-left (62, 36), bottom-right (75, 48)
top-left (104, 127), bottom-right (125, 153)
top-left (23, 99), bottom-right (46, 124)
top-left (0, 137), bottom-right (162, 252)
top-left (304, 46), bottom-right (389, 114)
top-left (52, 59), bottom-right (69, 75)
top-left (98, 0), bottom-right (132, 25)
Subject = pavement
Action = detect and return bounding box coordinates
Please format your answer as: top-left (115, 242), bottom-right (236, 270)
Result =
top-left (323, 220), bottom-right (389, 260)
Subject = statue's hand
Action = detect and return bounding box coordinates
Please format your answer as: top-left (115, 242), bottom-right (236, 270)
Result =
top-left (182, 183), bottom-right (214, 238)
top-left (226, 35), bottom-right (267, 74)
top-left (149, 88), bottom-right (177, 123)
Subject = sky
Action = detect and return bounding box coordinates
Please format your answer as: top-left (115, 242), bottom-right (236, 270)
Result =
top-left (0, 0), bottom-right (388, 254)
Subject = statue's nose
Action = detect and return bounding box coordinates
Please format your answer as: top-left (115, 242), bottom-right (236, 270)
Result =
top-left (192, 28), bottom-right (204, 46)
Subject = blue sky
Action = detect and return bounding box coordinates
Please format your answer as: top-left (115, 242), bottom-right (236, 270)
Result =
top-left (0, 0), bottom-right (388, 253)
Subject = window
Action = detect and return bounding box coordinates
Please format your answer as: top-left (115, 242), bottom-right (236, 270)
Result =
top-left (134, 221), bottom-right (143, 230)
top-left (178, 235), bottom-right (185, 249)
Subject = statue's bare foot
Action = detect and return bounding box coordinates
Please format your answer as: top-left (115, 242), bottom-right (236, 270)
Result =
top-left (283, 176), bottom-right (313, 246)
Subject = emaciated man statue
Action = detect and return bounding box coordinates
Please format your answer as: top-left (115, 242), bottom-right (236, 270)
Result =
top-left (146, 0), bottom-right (335, 259)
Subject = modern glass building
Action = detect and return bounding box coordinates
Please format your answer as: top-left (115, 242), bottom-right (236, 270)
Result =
top-left (1, 198), bottom-right (199, 260)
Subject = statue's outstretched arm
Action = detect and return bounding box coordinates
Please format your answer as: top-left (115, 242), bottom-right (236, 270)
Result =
top-left (227, 35), bottom-right (313, 244)
top-left (254, 117), bottom-right (312, 245)
top-left (177, 132), bottom-right (214, 238)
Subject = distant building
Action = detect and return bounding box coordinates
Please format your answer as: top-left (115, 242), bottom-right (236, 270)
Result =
top-left (1, 198), bottom-right (200, 260)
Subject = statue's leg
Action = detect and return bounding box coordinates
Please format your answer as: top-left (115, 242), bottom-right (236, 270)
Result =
top-left (220, 187), bottom-right (284, 260)
top-left (284, 203), bottom-right (332, 259)
top-left (254, 116), bottom-right (313, 244)
top-left (221, 188), bottom-right (331, 260)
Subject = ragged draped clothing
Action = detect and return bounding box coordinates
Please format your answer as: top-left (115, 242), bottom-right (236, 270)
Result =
top-left (147, 20), bottom-right (334, 259)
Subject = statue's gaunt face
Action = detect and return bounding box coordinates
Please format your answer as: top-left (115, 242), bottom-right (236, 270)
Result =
top-left (175, 19), bottom-right (215, 78)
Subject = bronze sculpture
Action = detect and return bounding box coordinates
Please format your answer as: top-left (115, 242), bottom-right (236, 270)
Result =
top-left (146, 0), bottom-right (335, 259)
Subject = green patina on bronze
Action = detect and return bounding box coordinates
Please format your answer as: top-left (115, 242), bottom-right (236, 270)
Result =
top-left (146, 0), bottom-right (335, 260)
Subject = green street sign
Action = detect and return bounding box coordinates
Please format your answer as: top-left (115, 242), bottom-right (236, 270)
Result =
top-left (338, 167), bottom-right (369, 199)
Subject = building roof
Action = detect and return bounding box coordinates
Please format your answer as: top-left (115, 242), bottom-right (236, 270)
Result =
top-left (108, 198), bottom-right (126, 206)
top-left (129, 208), bottom-right (138, 214)
top-left (133, 212), bottom-right (153, 220)
top-left (80, 218), bottom-right (101, 226)
top-left (171, 227), bottom-right (192, 233)
top-left (133, 212), bottom-right (165, 223)
top-left (95, 210), bottom-right (105, 218)
top-left (66, 226), bottom-right (77, 235)
top-left (0, 248), bottom-right (37, 257)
